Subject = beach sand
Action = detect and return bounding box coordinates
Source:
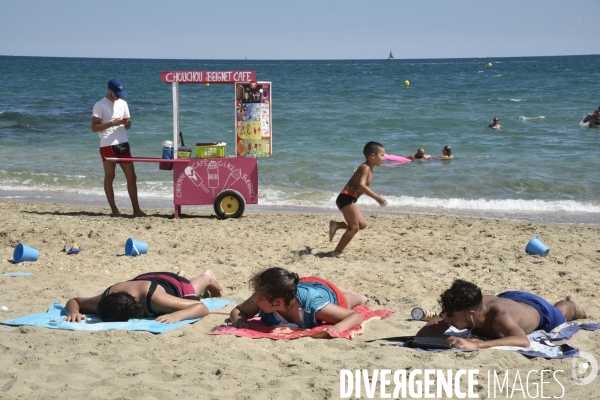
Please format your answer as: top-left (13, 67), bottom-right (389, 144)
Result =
top-left (0, 199), bottom-right (599, 399)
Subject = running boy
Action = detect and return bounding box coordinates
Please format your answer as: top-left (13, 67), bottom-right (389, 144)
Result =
top-left (329, 141), bottom-right (387, 257)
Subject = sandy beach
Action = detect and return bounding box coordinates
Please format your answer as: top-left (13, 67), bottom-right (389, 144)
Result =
top-left (1, 199), bottom-right (599, 399)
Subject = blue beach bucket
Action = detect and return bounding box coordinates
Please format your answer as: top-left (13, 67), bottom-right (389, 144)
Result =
top-left (525, 236), bottom-right (549, 257)
top-left (13, 243), bottom-right (40, 262)
top-left (125, 238), bottom-right (148, 256)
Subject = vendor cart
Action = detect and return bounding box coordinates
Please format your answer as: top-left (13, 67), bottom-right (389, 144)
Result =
top-left (106, 70), bottom-right (271, 219)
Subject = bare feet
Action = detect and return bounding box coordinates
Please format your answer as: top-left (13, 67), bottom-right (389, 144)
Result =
top-left (110, 212), bottom-right (123, 217)
top-left (203, 269), bottom-right (224, 297)
top-left (358, 294), bottom-right (369, 305)
top-left (566, 294), bottom-right (587, 319)
top-left (176, 270), bottom-right (187, 277)
top-left (331, 251), bottom-right (344, 258)
top-left (133, 211), bottom-right (147, 217)
top-left (329, 220), bottom-right (338, 241)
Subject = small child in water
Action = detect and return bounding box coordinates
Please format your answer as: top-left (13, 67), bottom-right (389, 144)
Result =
top-left (229, 267), bottom-right (368, 332)
top-left (329, 141), bottom-right (387, 257)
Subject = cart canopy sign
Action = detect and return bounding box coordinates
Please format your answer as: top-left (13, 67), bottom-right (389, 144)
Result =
top-left (160, 70), bottom-right (255, 84)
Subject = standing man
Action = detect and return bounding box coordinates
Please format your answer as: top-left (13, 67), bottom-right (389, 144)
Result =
top-left (92, 78), bottom-right (145, 217)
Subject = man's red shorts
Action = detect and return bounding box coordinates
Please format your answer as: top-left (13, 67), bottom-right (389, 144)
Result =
top-left (99, 145), bottom-right (132, 163)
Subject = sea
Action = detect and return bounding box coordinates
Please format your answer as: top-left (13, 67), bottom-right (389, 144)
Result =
top-left (1, 55), bottom-right (600, 224)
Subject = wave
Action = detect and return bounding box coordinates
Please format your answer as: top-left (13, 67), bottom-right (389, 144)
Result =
top-left (494, 97), bottom-right (525, 102)
top-left (258, 189), bottom-right (600, 214)
top-left (0, 182), bottom-right (173, 199)
top-left (2, 181), bottom-right (599, 215)
top-left (0, 171), bottom-right (87, 179)
top-left (379, 195), bottom-right (600, 213)
top-left (2, 184), bottom-right (600, 224)
top-left (518, 116), bottom-right (545, 120)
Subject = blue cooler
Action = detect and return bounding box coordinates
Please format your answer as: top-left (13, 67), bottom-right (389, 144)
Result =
top-left (159, 140), bottom-right (174, 170)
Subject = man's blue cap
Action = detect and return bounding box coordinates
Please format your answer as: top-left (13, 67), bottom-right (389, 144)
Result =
top-left (108, 78), bottom-right (126, 98)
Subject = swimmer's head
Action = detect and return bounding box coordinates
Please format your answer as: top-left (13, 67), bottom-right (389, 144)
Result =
top-left (439, 279), bottom-right (483, 318)
top-left (250, 267), bottom-right (299, 309)
top-left (363, 141), bottom-right (384, 159)
top-left (97, 291), bottom-right (144, 322)
top-left (493, 117), bottom-right (499, 123)
top-left (442, 145), bottom-right (452, 156)
top-left (415, 148), bottom-right (425, 159)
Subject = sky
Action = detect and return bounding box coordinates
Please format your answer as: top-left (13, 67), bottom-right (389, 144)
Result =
top-left (1, 0), bottom-right (598, 60)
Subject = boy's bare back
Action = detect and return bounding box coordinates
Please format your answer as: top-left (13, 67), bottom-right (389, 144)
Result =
top-left (474, 295), bottom-right (541, 338)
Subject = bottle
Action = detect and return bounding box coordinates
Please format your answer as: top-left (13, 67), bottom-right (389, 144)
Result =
top-left (411, 307), bottom-right (437, 321)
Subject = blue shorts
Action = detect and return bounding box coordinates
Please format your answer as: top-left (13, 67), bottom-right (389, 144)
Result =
top-left (497, 291), bottom-right (565, 332)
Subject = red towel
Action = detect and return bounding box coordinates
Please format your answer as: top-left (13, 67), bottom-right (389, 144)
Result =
top-left (210, 306), bottom-right (394, 340)
top-left (299, 276), bottom-right (348, 309)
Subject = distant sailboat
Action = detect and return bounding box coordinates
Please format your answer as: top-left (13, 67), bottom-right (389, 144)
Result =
top-left (388, 51), bottom-right (394, 59)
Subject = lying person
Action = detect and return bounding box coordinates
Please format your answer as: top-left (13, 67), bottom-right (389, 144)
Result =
top-left (64, 270), bottom-right (223, 323)
top-left (229, 267), bottom-right (368, 332)
top-left (416, 279), bottom-right (586, 349)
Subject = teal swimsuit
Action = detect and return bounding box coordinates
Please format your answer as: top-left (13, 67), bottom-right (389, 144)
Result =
top-left (259, 282), bottom-right (339, 328)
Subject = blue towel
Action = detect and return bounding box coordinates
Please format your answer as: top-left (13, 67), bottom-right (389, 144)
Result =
top-left (2, 272), bottom-right (34, 277)
top-left (399, 322), bottom-right (600, 359)
top-left (1, 299), bottom-right (234, 334)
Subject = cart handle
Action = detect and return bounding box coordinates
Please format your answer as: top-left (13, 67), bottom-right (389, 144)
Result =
top-left (104, 157), bottom-right (190, 163)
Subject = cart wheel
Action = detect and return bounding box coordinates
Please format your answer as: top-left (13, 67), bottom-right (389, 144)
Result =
top-left (214, 189), bottom-right (246, 219)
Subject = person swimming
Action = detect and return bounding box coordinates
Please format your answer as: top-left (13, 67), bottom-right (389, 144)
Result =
top-left (488, 117), bottom-right (502, 130)
top-left (439, 145), bottom-right (454, 160)
top-left (583, 107), bottom-right (600, 127)
top-left (406, 148), bottom-right (427, 161)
